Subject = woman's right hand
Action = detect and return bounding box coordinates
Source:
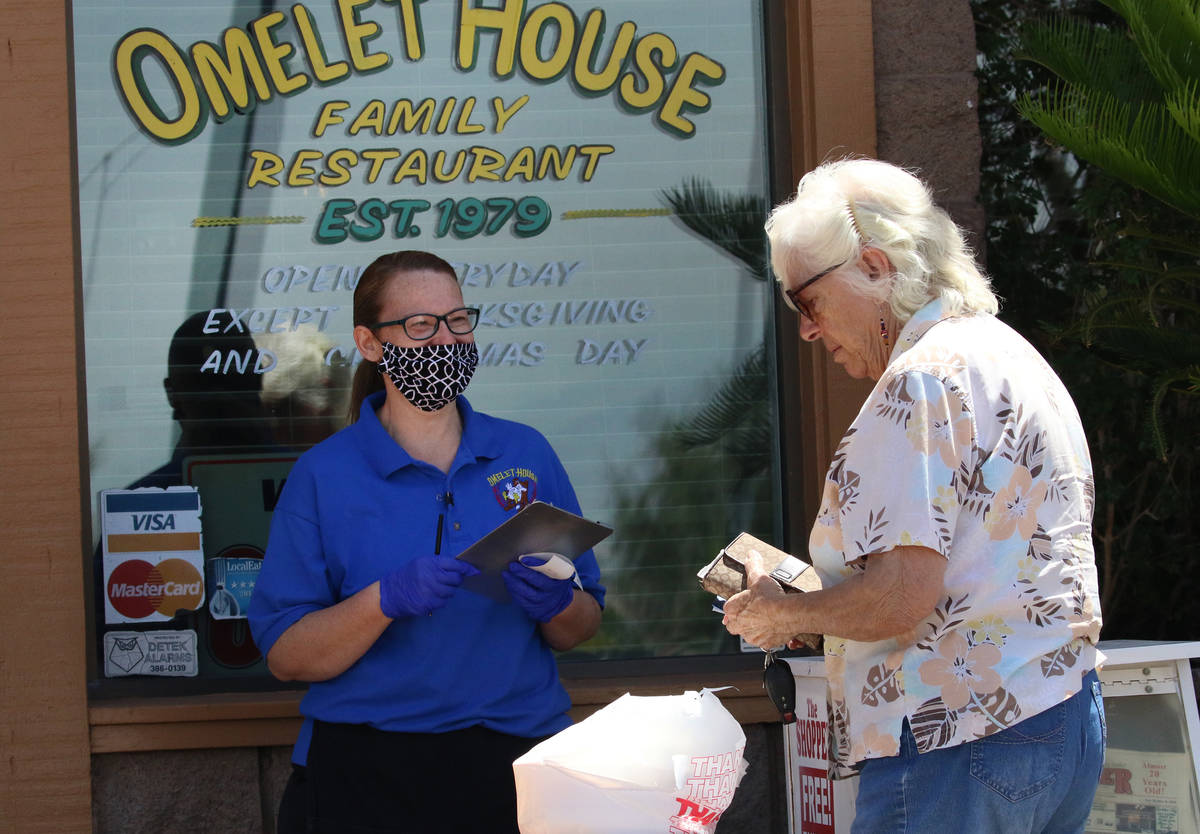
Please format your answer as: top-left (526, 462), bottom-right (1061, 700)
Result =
top-left (379, 555), bottom-right (479, 618)
top-left (722, 550), bottom-right (797, 649)
top-left (267, 556), bottom-right (478, 681)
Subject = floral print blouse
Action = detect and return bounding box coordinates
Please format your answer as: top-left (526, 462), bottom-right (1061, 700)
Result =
top-left (809, 299), bottom-right (1103, 777)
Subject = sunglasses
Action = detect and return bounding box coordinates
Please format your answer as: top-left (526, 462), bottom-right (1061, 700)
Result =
top-left (780, 259), bottom-right (846, 320)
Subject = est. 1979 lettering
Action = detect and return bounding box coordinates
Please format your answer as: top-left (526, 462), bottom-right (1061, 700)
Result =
top-left (314, 195), bottom-right (551, 244)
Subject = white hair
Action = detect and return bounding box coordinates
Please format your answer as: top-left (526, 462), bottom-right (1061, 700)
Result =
top-left (765, 158), bottom-right (998, 320)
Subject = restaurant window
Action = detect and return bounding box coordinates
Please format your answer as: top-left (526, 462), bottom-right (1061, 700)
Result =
top-left (75, 0), bottom-right (783, 692)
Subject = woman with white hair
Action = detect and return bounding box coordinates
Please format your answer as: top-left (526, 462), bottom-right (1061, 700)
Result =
top-left (722, 158), bottom-right (1105, 832)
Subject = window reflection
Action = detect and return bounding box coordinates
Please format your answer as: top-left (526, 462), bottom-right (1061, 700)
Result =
top-left (96, 312), bottom-right (348, 686)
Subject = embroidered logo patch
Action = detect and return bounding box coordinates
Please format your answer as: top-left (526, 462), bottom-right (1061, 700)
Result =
top-left (489, 467), bottom-right (538, 511)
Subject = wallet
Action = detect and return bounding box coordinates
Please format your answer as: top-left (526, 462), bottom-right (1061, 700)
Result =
top-left (697, 532), bottom-right (821, 599)
top-left (697, 532), bottom-right (823, 650)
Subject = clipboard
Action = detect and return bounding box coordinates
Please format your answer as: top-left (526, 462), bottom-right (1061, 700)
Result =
top-left (456, 501), bottom-right (613, 601)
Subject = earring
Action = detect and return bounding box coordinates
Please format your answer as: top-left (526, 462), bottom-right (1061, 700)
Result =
top-left (878, 308), bottom-right (890, 347)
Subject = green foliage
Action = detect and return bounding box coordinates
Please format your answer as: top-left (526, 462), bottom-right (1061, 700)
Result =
top-left (1017, 0), bottom-right (1200, 218)
top-left (673, 347), bottom-right (773, 484)
top-left (973, 0), bottom-right (1199, 639)
top-left (595, 426), bottom-right (771, 658)
top-left (1014, 0), bottom-right (1200, 458)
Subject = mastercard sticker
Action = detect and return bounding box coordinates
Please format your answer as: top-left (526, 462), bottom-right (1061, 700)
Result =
top-left (100, 487), bottom-right (206, 624)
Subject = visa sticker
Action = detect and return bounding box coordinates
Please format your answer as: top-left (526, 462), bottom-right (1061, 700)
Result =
top-left (100, 487), bottom-right (206, 624)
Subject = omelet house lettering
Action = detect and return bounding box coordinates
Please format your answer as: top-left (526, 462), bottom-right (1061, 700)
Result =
top-left (112, 0), bottom-right (725, 144)
top-left (486, 467), bottom-right (536, 488)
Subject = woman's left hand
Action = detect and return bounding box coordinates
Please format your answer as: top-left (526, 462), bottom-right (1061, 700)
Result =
top-left (503, 560), bottom-right (576, 623)
top-left (722, 550), bottom-right (802, 649)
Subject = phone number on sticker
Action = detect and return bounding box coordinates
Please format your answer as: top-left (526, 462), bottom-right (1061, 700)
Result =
top-left (315, 196), bottom-right (551, 244)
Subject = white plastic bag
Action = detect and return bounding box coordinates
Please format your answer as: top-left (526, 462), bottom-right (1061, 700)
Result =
top-left (514, 689), bottom-right (747, 833)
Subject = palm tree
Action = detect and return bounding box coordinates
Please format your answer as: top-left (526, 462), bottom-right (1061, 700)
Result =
top-left (972, 0), bottom-right (1199, 638)
top-left (578, 179), bottom-right (775, 659)
top-left (1016, 0), bottom-right (1200, 453)
top-left (661, 178), bottom-right (774, 485)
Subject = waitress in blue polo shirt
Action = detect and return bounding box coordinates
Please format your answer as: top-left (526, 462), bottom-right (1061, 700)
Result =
top-left (248, 250), bottom-right (605, 834)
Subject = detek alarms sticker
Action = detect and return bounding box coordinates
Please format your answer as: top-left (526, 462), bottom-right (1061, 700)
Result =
top-left (103, 629), bottom-right (198, 677)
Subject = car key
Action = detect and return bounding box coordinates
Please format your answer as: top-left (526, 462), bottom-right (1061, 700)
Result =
top-left (763, 649), bottom-right (797, 724)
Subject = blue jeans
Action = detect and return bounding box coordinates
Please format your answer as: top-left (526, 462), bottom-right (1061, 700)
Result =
top-left (852, 669), bottom-right (1105, 834)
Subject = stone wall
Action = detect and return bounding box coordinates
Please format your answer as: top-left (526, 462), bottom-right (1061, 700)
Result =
top-left (88, 1), bottom-right (983, 830)
top-left (873, 0), bottom-right (984, 245)
top-left (92, 748), bottom-right (291, 834)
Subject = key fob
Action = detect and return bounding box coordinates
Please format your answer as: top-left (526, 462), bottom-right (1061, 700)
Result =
top-left (763, 652), bottom-right (797, 724)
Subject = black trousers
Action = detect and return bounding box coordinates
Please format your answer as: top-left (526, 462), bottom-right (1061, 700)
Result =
top-left (278, 721), bottom-right (543, 834)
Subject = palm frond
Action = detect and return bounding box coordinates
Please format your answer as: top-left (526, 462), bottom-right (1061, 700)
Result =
top-left (660, 178), bottom-right (769, 279)
top-left (1164, 78), bottom-right (1200, 146)
top-left (1147, 273), bottom-right (1200, 314)
top-left (1072, 317), bottom-right (1200, 376)
top-left (1112, 225), bottom-right (1200, 258)
top-left (1019, 17), bottom-right (1158, 104)
top-left (1088, 260), bottom-right (1200, 300)
top-left (1148, 367), bottom-right (1200, 459)
top-left (1104, 0), bottom-right (1200, 94)
top-left (1017, 82), bottom-right (1200, 219)
top-left (1070, 290), bottom-right (1162, 340)
top-left (674, 347), bottom-right (769, 451)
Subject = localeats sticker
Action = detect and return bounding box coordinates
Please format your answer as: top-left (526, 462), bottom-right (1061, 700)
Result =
top-left (207, 546), bottom-right (264, 620)
top-left (103, 629), bottom-right (199, 677)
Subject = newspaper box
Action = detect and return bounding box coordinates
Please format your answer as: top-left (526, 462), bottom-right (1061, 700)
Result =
top-left (783, 642), bottom-right (1200, 834)
top-left (783, 657), bottom-right (857, 834)
top-left (1084, 641), bottom-right (1200, 834)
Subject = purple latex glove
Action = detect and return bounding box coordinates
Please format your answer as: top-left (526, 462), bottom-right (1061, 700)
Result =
top-left (379, 556), bottom-right (479, 618)
top-left (503, 559), bottom-right (575, 623)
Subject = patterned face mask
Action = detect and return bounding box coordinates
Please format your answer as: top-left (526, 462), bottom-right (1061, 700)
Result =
top-left (378, 341), bottom-right (479, 412)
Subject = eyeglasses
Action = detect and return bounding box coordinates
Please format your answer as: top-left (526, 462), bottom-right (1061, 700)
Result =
top-left (780, 259), bottom-right (846, 320)
top-left (370, 307), bottom-right (480, 341)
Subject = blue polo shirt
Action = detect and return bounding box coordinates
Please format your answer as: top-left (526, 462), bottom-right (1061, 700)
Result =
top-left (248, 391), bottom-right (605, 764)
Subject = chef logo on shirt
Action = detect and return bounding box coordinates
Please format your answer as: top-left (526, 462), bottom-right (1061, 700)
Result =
top-left (488, 467), bottom-right (538, 511)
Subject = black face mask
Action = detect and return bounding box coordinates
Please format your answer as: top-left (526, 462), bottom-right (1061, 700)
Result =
top-left (378, 341), bottom-right (479, 412)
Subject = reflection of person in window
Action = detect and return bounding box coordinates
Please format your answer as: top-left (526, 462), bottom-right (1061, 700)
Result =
top-left (255, 326), bottom-right (351, 450)
top-left (96, 312), bottom-right (274, 673)
top-left (248, 251), bottom-right (605, 834)
top-left (132, 310), bottom-right (275, 489)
